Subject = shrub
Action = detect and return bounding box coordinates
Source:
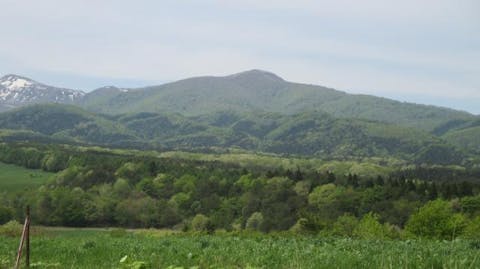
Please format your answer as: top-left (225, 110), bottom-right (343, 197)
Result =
top-left (289, 218), bottom-right (310, 234)
top-left (0, 206), bottom-right (13, 225)
top-left (191, 214), bottom-right (213, 233)
top-left (332, 214), bottom-right (359, 237)
top-left (0, 220), bottom-right (23, 237)
top-left (405, 199), bottom-right (468, 239)
top-left (354, 212), bottom-right (387, 239)
top-left (245, 212), bottom-right (263, 231)
top-left (464, 216), bottom-right (480, 240)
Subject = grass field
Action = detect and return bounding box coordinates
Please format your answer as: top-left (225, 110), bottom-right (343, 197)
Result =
top-left (0, 162), bottom-right (54, 192)
top-left (1, 229), bottom-right (479, 269)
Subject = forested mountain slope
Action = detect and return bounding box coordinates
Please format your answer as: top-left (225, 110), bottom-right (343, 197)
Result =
top-left (79, 70), bottom-right (475, 132)
top-left (1, 71), bottom-right (475, 134)
top-left (0, 104), bottom-right (466, 164)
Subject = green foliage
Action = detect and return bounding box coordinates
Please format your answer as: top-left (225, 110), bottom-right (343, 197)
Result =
top-left (191, 214), bottom-right (213, 233)
top-left (0, 220), bottom-right (22, 237)
top-left (460, 195), bottom-right (480, 215)
top-left (289, 218), bottom-right (310, 234)
top-left (353, 212), bottom-right (389, 239)
top-left (77, 70), bottom-right (474, 135)
top-left (332, 214), bottom-right (359, 237)
top-left (464, 216), bottom-right (480, 239)
top-left (119, 255), bottom-right (149, 269)
top-left (0, 103), bottom-right (471, 163)
top-left (0, 206), bottom-right (13, 225)
top-left (443, 125), bottom-right (480, 154)
top-left (405, 200), bottom-right (468, 239)
top-left (245, 212), bottom-right (264, 231)
top-left (0, 142), bottom-right (479, 238)
top-left (2, 230), bottom-right (480, 268)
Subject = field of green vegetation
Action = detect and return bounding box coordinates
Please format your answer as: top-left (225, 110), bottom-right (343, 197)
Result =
top-left (0, 162), bottom-right (53, 192)
top-left (1, 141), bottom-right (480, 269)
top-left (1, 228), bottom-right (479, 269)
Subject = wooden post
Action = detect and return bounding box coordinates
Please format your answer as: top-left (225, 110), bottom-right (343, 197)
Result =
top-left (25, 206), bottom-right (30, 268)
top-left (14, 206), bottom-right (30, 269)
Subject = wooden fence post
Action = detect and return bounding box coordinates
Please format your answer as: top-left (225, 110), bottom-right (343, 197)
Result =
top-left (14, 206), bottom-right (30, 269)
top-left (25, 206), bottom-right (30, 268)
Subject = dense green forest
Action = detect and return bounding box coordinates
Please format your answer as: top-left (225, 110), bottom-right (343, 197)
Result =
top-left (1, 142), bottom-right (479, 239)
top-left (0, 104), bottom-right (476, 165)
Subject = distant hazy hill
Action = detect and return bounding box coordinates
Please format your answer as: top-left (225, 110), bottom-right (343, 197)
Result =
top-left (0, 104), bottom-right (466, 164)
top-left (77, 70), bottom-right (475, 132)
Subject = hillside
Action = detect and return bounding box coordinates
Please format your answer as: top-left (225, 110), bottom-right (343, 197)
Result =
top-left (1, 71), bottom-right (475, 134)
top-left (0, 104), bottom-right (135, 145)
top-left (442, 119), bottom-right (480, 154)
top-left (79, 70), bottom-right (475, 132)
top-left (0, 104), bottom-right (466, 164)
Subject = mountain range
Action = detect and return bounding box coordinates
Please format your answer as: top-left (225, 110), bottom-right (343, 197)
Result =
top-left (0, 70), bottom-right (479, 163)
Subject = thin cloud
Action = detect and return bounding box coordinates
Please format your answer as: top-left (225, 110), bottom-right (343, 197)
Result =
top-left (0, 0), bottom-right (478, 113)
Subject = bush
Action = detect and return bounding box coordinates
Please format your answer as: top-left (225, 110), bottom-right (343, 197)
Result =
top-left (332, 214), bottom-right (359, 237)
top-left (405, 199), bottom-right (468, 239)
top-left (245, 212), bottom-right (263, 231)
top-left (354, 212), bottom-right (388, 239)
top-left (0, 206), bottom-right (13, 225)
top-left (0, 220), bottom-right (23, 237)
top-left (289, 218), bottom-right (310, 234)
top-left (191, 214), bottom-right (213, 233)
top-left (464, 216), bottom-right (480, 239)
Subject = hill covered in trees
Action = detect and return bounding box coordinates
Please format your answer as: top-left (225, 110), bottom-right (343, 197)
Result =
top-left (78, 70), bottom-right (475, 133)
top-left (0, 104), bottom-right (470, 165)
top-left (2, 70), bottom-right (477, 134)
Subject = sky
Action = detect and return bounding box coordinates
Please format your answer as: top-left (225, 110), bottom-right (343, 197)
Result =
top-left (0, 0), bottom-right (479, 114)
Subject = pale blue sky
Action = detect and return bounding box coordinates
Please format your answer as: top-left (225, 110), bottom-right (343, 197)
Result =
top-left (0, 0), bottom-right (478, 114)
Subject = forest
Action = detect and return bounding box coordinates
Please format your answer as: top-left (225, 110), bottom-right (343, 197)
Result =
top-left (1, 141), bottom-right (479, 240)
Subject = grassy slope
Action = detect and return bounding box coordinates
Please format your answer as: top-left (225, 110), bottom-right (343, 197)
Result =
top-left (0, 162), bottom-right (54, 192)
top-left (0, 230), bottom-right (479, 268)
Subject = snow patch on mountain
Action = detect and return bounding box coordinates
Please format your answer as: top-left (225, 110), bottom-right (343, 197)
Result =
top-left (0, 74), bottom-right (85, 110)
top-left (1, 77), bottom-right (33, 90)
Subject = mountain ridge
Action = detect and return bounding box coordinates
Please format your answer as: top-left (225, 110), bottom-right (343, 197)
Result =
top-left (0, 71), bottom-right (477, 135)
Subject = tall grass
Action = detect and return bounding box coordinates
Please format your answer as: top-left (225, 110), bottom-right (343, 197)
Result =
top-left (0, 229), bottom-right (479, 268)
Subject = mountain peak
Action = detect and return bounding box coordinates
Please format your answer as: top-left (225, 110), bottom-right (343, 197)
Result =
top-left (0, 74), bottom-right (85, 109)
top-left (0, 74), bottom-right (37, 91)
top-left (227, 69), bottom-right (284, 82)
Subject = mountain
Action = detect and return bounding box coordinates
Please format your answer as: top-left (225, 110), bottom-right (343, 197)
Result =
top-left (0, 74), bottom-right (85, 112)
top-left (78, 70), bottom-right (475, 132)
top-left (1, 71), bottom-right (475, 133)
top-left (0, 104), bottom-right (466, 164)
top-left (0, 71), bottom-right (477, 151)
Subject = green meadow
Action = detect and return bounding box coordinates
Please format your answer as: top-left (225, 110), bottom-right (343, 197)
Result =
top-left (1, 228), bottom-right (479, 269)
top-left (0, 162), bottom-right (54, 192)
